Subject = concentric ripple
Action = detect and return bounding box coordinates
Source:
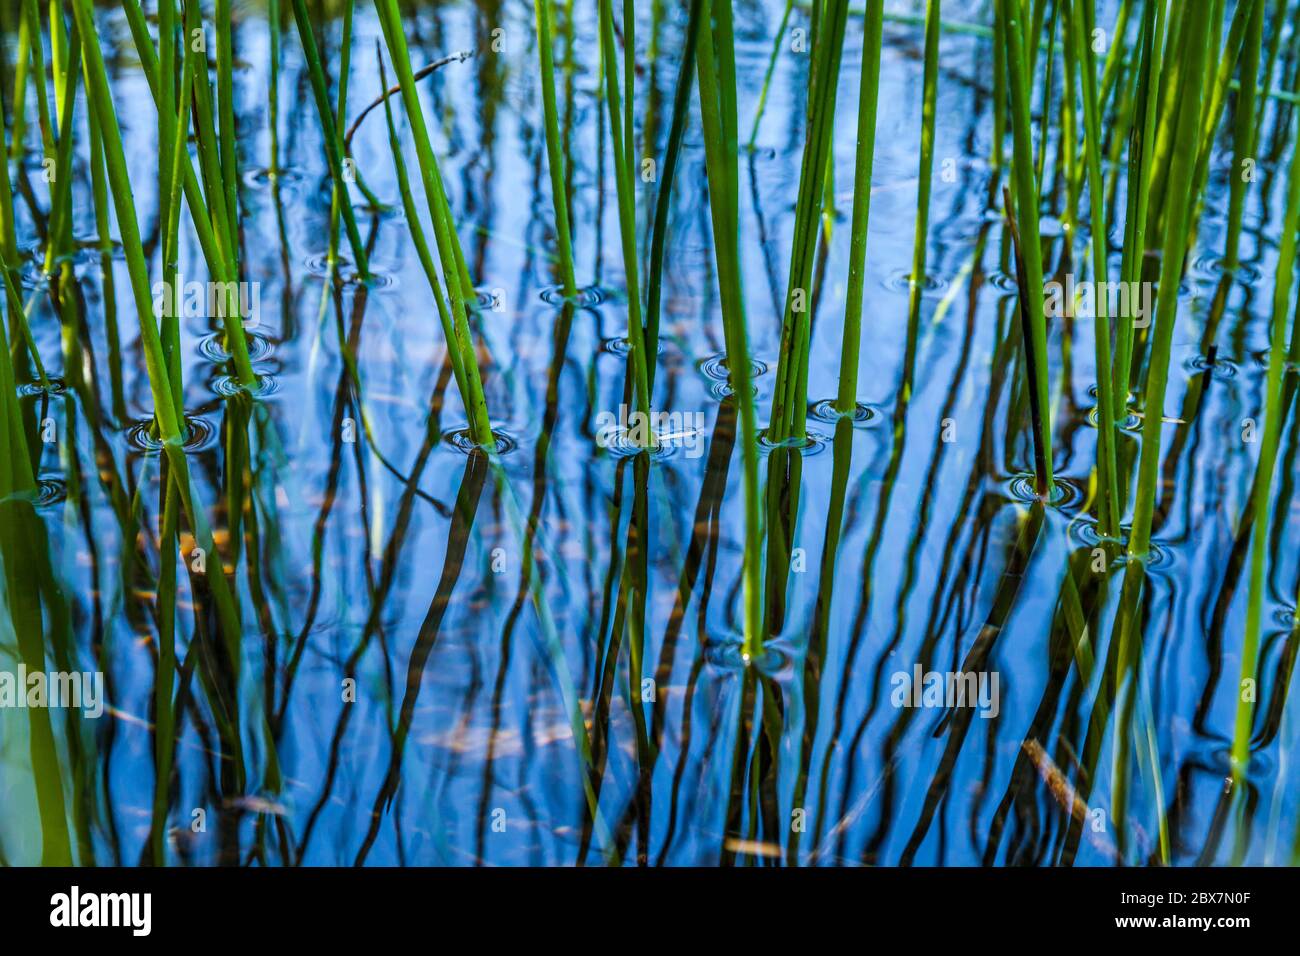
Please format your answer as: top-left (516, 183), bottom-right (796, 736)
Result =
top-left (757, 428), bottom-right (829, 458)
top-left (443, 426), bottom-right (519, 457)
top-left (213, 373), bottom-right (280, 398)
top-left (883, 270), bottom-right (948, 295)
top-left (125, 415), bottom-right (218, 454)
top-left (539, 284), bottom-right (615, 309)
top-left (1006, 473), bottom-right (1081, 509)
top-left (808, 398), bottom-right (878, 426)
top-left (34, 476), bottom-right (66, 508)
top-left (199, 331), bottom-right (274, 364)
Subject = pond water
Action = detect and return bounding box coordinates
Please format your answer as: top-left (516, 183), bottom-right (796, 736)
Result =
top-left (2, 0), bottom-right (1299, 867)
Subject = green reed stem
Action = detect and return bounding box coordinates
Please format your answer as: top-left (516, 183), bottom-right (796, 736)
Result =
top-left (1188, 0), bottom-right (1263, 242)
top-left (120, 0), bottom-right (229, 280)
top-left (1033, 0), bottom-right (1060, 193)
top-left (1069, 0), bottom-right (1120, 537)
top-left (44, 18), bottom-right (79, 274)
top-left (216, 0), bottom-right (238, 260)
top-left (837, 0), bottom-right (884, 414)
top-left (158, 0), bottom-right (175, 245)
top-left (533, 0), bottom-right (577, 295)
top-left (1059, 0), bottom-right (1081, 236)
top-left (1128, 1), bottom-right (1211, 561)
top-left (1226, 0), bottom-right (1266, 270)
top-left (174, 0), bottom-right (257, 388)
top-left (22, 0), bottom-right (55, 158)
top-left (182, 1), bottom-right (233, 269)
top-left (8, 10), bottom-right (32, 162)
top-left (1257, 0), bottom-right (1288, 145)
top-left (645, 0), bottom-right (704, 387)
top-left (163, 37), bottom-right (195, 417)
top-left (1113, 0), bottom-right (1164, 414)
top-left (374, 0), bottom-right (494, 448)
top-left (910, 0), bottom-right (941, 296)
top-left (151, 29), bottom-right (194, 865)
top-left (695, 0), bottom-right (762, 657)
top-left (268, 0), bottom-right (281, 175)
top-left (376, 46), bottom-right (468, 406)
top-left (999, 0), bottom-right (1053, 494)
top-left (70, 0), bottom-right (246, 670)
top-left (770, 0), bottom-right (848, 442)
top-left (325, 0), bottom-right (355, 267)
top-left (1097, 0), bottom-right (1132, 120)
top-left (1232, 89), bottom-right (1300, 776)
top-left (288, 0), bottom-right (369, 275)
top-left (0, 274), bottom-right (72, 865)
top-left (597, 0), bottom-right (653, 429)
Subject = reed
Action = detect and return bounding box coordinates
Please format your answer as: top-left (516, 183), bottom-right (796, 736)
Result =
top-left (1067, 0), bottom-right (1120, 537)
top-left (325, 0), bottom-right (356, 269)
top-left (644, 0), bottom-right (703, 375)
top-left (0, 378), bottom-right (73, 866)
top-left (596, 0), bottom-right (654, 430)
top-left (694, 0), bottom-right (762, 656)
top-left (997, 0), bottom-right (1053, 494)
top-left (1188, 0), bottom-right (1264, 243)
top-left (1258, 0), bottom-right (1289, 144)
top-left (70, 0), bottom-right (247, 665)
top-left (1128, 4), bottom-right (1211, 561)
top-left (1232, 89), bottom-right (1300, 775)
top-left (0, 28), bottom-right (72, 862)
top-left (4, 0), bottom-right (1300, 868)
top-left (785, 0), bottom-right (884, 864)
top-left (1225, 0), bottom-right (1267, 270)
top-left (374, 0), bottom-right (495, 448)
top-left (151, 5), bottom-right (196, 862)
top-left (909, 0), bottom-right (941, 303)
top-left (532, 0), bottom-right (578, 295)
top-left (116, 0), bottom-right (257, 390)
top-left (837, 0), bottom-right (884, 415)
top-left (1113, 0), bottom-right (1164, 414)
top-left (376, 47), bottom-right (466, 407)
top-left (768, 0), bottom-right (848, 443)
top-left (216, 0), bottom-right (238, 259)
top-left (289, 0), bottom-right (369, 275)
